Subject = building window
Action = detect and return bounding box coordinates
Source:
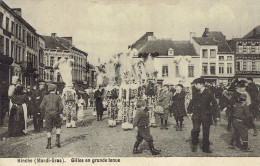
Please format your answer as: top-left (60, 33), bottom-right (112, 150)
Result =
top-left (244, 60), bottom-right (252, 71)
top-left (254, 61), bottom-right (260, 71)
top-left (168, 48), bottom-right (174, 56)
top-left (243, 46), bottom-right (247, 53)
top-left (219, 56), bottom-right (224, 61)
top-left (16, 24), bottom-right (18, 38)
top-left (236, 60), bottom-right (243, 71)
top-left (188, 66), bottom-right (194, 77)
top-left (202, 49), bottom-right (208, 58)
top-left (175, 65), bottom-right (180, 77)
top-left (23, 29), bottom-right (25, 42)
top-left (0, 36), bottom-right (4, 55)
top-left (11, 41), bottom-right (14, 58)
top-left (5, 17), bottom-right (9, 31)
top-left (0, 12), bottom-right (3, 28)
top-left (11, 21), bottom-right (14, 34)
top-left (219, 63), bottom-right (224, 74)
top-left (202, 63), bottom-right (208, 75)
top-left (210, 49), bottom-right (216, 58)
top-left (162, 65), bottom-right (168, 77)
top-left (227, 56), bottom-right (232, 61)
top-left (252, 46), bottom-right (256, 53)
top-left (227, 63), bottom-right (232, 74)
top-left (50, 57), bottom-right (54, 67)
top-left (210, 63), bottom-right (216, 75)
top-left (5, 38), bottom-right (9, 56)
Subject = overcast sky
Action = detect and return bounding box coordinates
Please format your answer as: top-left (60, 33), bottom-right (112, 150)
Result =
top-left (4, 0), bottom-right (260, 64)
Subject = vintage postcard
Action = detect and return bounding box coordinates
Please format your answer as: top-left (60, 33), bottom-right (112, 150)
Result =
top-left (0, 0), bottom-right (260, 165)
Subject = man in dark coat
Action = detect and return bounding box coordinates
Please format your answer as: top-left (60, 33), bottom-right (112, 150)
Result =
top-left (246, 77), bottom-right (259, 136)
top-left (94, 85), bottom-right (104, 121)
top-left (32, 81), bottom-right (46, 132)
top-left (133, 100), bottom-right (161, 155)
top-left (187, 78), bottom-right (220, 153)
top-left (0, 81), bottom-right (9, 127)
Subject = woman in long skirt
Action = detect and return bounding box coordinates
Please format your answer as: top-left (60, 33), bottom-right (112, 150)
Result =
top-left (8, 86), bottom-right (28, 137)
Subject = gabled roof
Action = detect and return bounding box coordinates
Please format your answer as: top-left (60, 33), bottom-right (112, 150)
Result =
top-left (41, 36), bottom-right (70, 50)
top-left (228, 38), bottom-right (260, 52)
top-left (193, 37), bottom-right (218, 45)
top-left (138, 39), bottom-right (197, 56)
top-left (130, 32), bottom-right (154, 51)
top-left (243, 25), bottom-right (260, 39)
top-left (207, 31), bottom-right (232, 53)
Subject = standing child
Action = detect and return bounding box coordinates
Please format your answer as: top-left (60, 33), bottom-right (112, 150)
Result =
top-left (133, 100), bottom-right (161, 155)
top-left (229, 80), bottom-right (253, 152)
top-left (40, 84), bottom-right (63, 149)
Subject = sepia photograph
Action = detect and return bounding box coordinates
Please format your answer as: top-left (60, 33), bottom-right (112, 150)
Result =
top-left (0, 0), bottom-right (260, 165)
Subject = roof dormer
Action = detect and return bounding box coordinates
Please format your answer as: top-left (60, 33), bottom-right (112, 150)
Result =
top-left (168, 48), bottom-right (174, 56)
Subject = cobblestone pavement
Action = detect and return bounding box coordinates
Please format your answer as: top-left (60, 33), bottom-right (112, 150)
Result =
top-left (0, 108), bottom-right (260, 158)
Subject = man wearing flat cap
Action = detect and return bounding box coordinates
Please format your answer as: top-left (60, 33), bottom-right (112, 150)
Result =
top-left (133, 99), bottom-right (161, 155)
top-left (187, 78), bottom-right (220, 153)
top-left (40, 83), bottom-right (63, 149)
top-left (31, 81), bottom-right (47, 132)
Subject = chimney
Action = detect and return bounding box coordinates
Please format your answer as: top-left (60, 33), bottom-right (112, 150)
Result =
top-left (12, 8), bottom-right (22, 17)
top-left (51, 33), bottom-right (57, 38)
top-left (190, 32), bottom-right (196, 42)
top-left (203, 28), bottom-right (209, 37)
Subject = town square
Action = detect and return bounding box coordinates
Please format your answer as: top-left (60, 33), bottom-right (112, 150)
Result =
top-left (0, 0), bottom-right (260, 160)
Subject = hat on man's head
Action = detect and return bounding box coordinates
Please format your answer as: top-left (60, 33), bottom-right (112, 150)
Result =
top-left (136, 99), bottom-right (146, 108)
top-left (192, 78), bottom-right (205, 85)
top-left (39, 81), bottom-right (45, 85)
top-left (48, 83), bottom-right (57, 91)
top-left (236, 80), bottom-right (247, 88)
top-left (176, 84), bottom-right (184, 89)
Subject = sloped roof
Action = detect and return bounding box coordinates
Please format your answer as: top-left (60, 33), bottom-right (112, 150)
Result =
top-left (208, 32), bottom-right (232, 53)
top-left (41, 36), bottom-right (69, 50)
top-left (243, 25), bottom-right (260, 39)
top-left (138, 39), bottom-right (197, 56)
top-left (193, 37), bottom-right (217, 45)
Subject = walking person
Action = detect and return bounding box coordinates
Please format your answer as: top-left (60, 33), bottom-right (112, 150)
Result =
top-left (187, 78), bottom-right (220, 153)
top-left (40, 84), bottom-right (63, 149)
top-left (133, 99), bottom-right (161, 155)
top-left (228, 80), bottom-right (253, 152)
top-left (8, 85), bottom-right (28, 137)
top-left (32, 81), bottom-right (46, 132)
top-left (172, 84), bottom-right (186, 131)
top-left (94, 85), bottom-right (105, 121)
top-left (158, 84), bottom-right (172, 130)
top-left (246, 77), bottom-right (259, 136)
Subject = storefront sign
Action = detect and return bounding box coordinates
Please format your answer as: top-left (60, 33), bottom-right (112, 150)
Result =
top-left (236, 71), bottom-right (260, 75)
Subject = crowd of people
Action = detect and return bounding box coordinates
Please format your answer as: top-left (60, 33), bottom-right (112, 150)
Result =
top-left (132, 76), bottom-right (259, 155)
top-left (0, 75), bottom-right (259, 155)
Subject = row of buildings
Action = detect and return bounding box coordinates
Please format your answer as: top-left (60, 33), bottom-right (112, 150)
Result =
top-left (130, 26), bottom-right (260, 86)
top-left (0, 0), bottom-right (96, 90)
